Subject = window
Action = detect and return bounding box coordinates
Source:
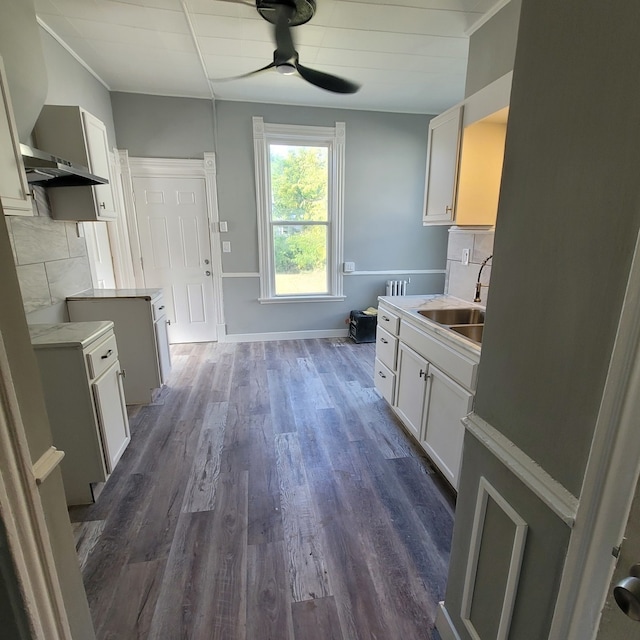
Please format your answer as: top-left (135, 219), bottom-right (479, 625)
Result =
top-left (253, 117), bottom-right (345, 302)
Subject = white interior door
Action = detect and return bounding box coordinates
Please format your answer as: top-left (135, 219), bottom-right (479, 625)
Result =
top-left (83, 221), bottom-right (116, 289)
top-left (597, 480), bottom-right (640, 637)
top-left (133, 175), bottom-right (218, 343)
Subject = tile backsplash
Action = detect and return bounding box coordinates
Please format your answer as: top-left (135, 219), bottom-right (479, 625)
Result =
top-left (444, 226), bottom-right (495, 305)
top-left (9, 187), bottom-right (92, 320)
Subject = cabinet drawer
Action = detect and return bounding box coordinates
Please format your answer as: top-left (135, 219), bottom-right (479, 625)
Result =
top-left (376, 326), bottom-right (398, 370)
top-left (378, 308), bottom-right (400, 336)
top-left (400, 320), bottom-right (478, 390)
top-left (152, 297), bottom-right (167, 321)
top-left (374, 358), bottom-right (396, 405)
top-left (86, 334), bottom-right (119, 380)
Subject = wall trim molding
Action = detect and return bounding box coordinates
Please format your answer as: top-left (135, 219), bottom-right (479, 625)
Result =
top-left (0, 329), bottom-right (73, 638)
top-left (32, 446), bottom-right (65, 485)
top-left (465, 0), bottom-right (513, 36)
top-left (464, 413), bottom-right (578, 526)
top-left (461, 477), bottom-right (528, 640)
top-left (345, 269), bottom-right (446, 276)
top-left (221, 272), bottom-right (260, 278)
top-left (436, 602), bottom-right (462, 640)
top-left (36, 18), bottom-right (110, 90)
top-left (127, 157), bottom-right (207, 176)
top-left (219, 328), bottom-right (349, 343)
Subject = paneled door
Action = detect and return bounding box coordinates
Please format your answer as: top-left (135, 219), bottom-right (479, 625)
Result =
top-left (133, 176), bottom-right (218, 343)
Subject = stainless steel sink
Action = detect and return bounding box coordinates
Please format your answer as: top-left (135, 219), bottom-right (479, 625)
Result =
top-left (417, 307), bottom-right (485, 325)
top-left (449, 324), bottom-right (484, 345)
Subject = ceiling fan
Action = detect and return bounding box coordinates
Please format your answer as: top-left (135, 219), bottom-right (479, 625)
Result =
top-left (210, 0), bottom-right (361, 94)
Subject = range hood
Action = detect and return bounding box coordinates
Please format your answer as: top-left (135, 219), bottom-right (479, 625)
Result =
top-left (20, 144), bottom-right (108, 188)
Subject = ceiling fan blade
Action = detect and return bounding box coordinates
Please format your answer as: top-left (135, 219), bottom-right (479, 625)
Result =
top-left (209, 61), bottom-right (276, 82)
top-left (273, 3), bottom-right (296, 63)
top-left (212, 0), bottom-right (256, 6)
top-left (295, 63), bottom-right (360, 94)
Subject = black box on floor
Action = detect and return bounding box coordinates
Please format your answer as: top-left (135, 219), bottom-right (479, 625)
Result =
top-left (349, 310), bottom-right (377, 343)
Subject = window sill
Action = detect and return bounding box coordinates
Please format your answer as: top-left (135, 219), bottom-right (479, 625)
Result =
top-left (258, 295), bottom-right (346, 304)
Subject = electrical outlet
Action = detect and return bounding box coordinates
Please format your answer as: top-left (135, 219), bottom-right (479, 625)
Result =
top-left (343, 261), bottom-right (355, 273)
top-left (462, 248), bottom-right (471, 266)
top-left (222, 241), bottom-right (231, 253)
top-left (219, 221), bottom-right (228, 232)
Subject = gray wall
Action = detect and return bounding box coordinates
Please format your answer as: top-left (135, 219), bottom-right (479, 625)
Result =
top-left (464, 0), bottom-right (521, 97)
top-left (0, 0), bottom-right (47, 141)
top-left (9, 26), bottom-right (119, 324)
top-left (217, 101), bottom-right (447, 335)
top-left (40, 29), bottom-right (117, 148)
top-left (442, 0), bottom-right (640, 637)
top-left (111, 92), bottom-right (215, 157)
top-left (0, 4), bottom-right (98, 638)
top-left (112, 94), bottom-right (448, 336)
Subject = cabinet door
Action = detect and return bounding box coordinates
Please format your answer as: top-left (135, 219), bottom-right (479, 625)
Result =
top-left (421, 365), bottom-right (473, 489)
top-left (154, 316), bottom-right (172, 384)
top-left (395, 343), bottom-right (430, 440)
top-left (92, 362), bottom-right (130, 472)
top-left (0, 58), bottom-right (32, 216)
top-left (81, 110), bottom-right (116, 218)
top-left (423, 105), bottom-right (463, 225)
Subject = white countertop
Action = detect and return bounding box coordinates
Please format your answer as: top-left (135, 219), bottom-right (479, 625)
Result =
top-left (29, 321), bottom-right (114, 349)
top-left (67, 288), bottom-right (163, 301)
top-left (378, 294), bottom-right (484, 355)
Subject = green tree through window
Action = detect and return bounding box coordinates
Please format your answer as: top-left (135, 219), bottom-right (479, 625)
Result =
top-left (270, 145), bottom-right (329, 295)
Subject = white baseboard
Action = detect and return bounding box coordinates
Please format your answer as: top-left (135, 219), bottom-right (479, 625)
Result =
top-left (436, 602), bottom-right (462, 640)
top-left (218, 328), bottom-right (350, 343)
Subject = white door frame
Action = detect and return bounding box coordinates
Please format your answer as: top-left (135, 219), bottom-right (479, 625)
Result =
top-left (0, 329), bottom-right (73, 640)
top-left (120, 154), bottom-right (225, 332)
top-left (549, 225), bottom-right (640, 638)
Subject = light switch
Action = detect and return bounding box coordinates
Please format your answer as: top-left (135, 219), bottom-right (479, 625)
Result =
top-left (219, 221), bottom-right (228, 232)
top-left (343, 261), bottom-right (355, 273)
top-left (462, 248), bottom-right (470, 266)
top-left (222, 241), bottom-right (231, 253)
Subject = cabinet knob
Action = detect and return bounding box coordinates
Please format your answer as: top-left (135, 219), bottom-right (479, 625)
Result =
top-left (380, 337), bottom-right (388, 344)
top-left (166, 319), bottom-right (171, 326)
top-left (382, 316), bottom-right (389, 322)
top-left (101, 349), bottom-right (113, 360)
top-left (118, 369), bottom-right (126, 378)
top-left (445, 205), bottom-right (452, 213)
top-left (205, 270), bottom-right (211, 276)
top-left (378, 371), bottom-right (386, 379)
top-left (158, 305), bottom-right (165, 310)
top-left (99, 202), bottom-right (106, 209)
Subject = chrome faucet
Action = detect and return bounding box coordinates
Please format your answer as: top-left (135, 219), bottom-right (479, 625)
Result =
top-left (473, 254), bottom-right (493, 303)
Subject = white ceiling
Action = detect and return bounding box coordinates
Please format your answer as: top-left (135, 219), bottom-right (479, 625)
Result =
top-left (34, 0), bottom-right (499, 114)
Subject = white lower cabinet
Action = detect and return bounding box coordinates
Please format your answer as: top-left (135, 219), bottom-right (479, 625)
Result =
top-left (67, 289), bottom-right (172, 405)
top-left (395, 343), bottom-right (429, 441)
top-left (422, 365), bottom-right (474, 487)
top-left (374, 300), bottom-right (480, 490)
top-left (92, 363), bottom-right (130, 472)
top-left (30, 321), bottom-right (130, 505)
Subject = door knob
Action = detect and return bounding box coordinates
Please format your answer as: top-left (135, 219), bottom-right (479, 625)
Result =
top-left (614, 564), bottom-right (640, 620)
top-left (205, 270), bottom-right (211, 276)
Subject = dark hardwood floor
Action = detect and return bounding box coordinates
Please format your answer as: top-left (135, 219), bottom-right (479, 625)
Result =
top-left (70, 338), bottom-right (455, 640)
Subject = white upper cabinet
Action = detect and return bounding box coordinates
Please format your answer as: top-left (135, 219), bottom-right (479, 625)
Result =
top-left (423, 72), bottom-right (513, 228)
top-left (422, 105), bottom-right (463, 225)
top-left (0, 57), bottom-right (32, 216)
top-left (34, 105), bottom-right (116, 221)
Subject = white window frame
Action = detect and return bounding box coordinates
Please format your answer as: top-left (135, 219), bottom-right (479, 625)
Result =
top-left (252, 116), bottom-right (346, 303)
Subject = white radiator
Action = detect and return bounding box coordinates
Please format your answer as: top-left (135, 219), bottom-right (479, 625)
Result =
top-left (386, 279), bottom-right (409, 296)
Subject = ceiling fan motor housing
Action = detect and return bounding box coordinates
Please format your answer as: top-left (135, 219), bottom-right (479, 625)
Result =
top-left (257, 0), bottom-right (316, 26)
